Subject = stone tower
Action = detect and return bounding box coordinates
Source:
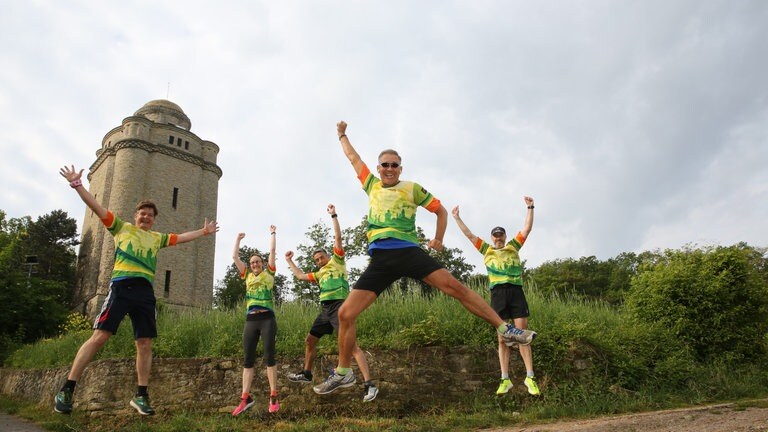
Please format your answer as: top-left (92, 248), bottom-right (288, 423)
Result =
top-left (73, 99), bottom-right (222, 317)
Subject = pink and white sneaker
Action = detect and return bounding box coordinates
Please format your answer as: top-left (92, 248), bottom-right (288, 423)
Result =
top-left (232, 396), bottom-right (255, 416)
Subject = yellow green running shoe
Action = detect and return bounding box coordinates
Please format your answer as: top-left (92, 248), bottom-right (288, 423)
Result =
top-left (495, 378), bottom-right (513, 395)
top-left (524, 376), bottom-right (540, 395)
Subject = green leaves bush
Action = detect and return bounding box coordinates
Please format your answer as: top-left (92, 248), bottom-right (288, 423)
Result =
top-left (625, 243), bottom-right (768, 363)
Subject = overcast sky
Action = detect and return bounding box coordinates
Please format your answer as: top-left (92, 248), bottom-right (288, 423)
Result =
top-left (2, 1), bottom-right (766, 285)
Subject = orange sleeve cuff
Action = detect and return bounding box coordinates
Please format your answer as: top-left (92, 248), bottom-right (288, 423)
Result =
top-left (516, 232), bottom-right (526, 245)
top-left (100, 211), bottom-right (115, 227)
top-left (168, 234), bottom-right (179, 246)
top-left (333, 246), bottom-right (345, 257)
top-left (473, 237), bottom-right (484, 250)
top-left (307, 273), bottom-right (317, 283)
top-left (425, 197), bottom-right (442, 213)
top-left (357, 164), bottom-right (371, 185)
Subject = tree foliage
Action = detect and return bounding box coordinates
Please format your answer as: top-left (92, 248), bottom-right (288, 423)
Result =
top-left (213, 246), bottom-right (287, 309)
top-left (0, 209), bottom-right (78, 362)
top-left (25, 209), bottom-right (78, 282)
top-left (527, 251), bottom-right (663, 304)
top-left (625, 243), bottom-right (768, 363)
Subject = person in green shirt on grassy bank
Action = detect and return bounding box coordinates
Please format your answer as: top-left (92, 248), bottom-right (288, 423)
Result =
top-left (230, 227), bottom-right (280, 416)
top-left (452, 197), bottom-right (540, 397)
top-left (55, 165), bottom-right (219, 416)
top-left (285, 204), bottom-right (378, 402)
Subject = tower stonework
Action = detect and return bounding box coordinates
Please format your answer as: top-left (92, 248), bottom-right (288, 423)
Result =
top-left (73, 100), bottom-right (222, 317)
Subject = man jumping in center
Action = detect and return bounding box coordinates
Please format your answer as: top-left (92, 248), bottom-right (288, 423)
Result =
top-left (285, 204), bottom-right (379, 402)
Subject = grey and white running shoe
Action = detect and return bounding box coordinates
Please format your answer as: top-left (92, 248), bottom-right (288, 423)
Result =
top-left (363, 383), bottom-right (379, 402)
top-left (501, 324), bottom-right (536, 346)
top-left (313, 369), bottom-right (356, 394)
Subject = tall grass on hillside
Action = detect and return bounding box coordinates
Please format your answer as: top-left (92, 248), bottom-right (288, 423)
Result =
top-left (0, 274), bottom-right (725, 404)
top-left (6, 279), bottom-right (500, 368)
top-left (3, 278), bottom-right (638, 369)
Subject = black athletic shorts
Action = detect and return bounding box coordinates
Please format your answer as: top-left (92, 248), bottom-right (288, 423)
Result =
top-left (308, 299), bottom-right (344, 338)
top-left (94, 277), bottom-right (157, 339)
top-left (353, 247), bottom-right (443, 296)
top-left (490, 283), bottom-right (529, 320)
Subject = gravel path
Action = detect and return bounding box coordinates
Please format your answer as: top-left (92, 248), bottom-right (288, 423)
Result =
top-left (0, 412), bottom-right (47, 432)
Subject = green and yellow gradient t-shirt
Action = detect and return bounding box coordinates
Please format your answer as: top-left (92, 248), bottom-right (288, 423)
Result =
top-left (357, 163), bottom-right (442, 245)
top-left (474, 232), bottom-right (527, 288)
top-left (241, 264), bottom-right (276, 313)
top-left (102, 211), bottom-right (177, 283)
top-left (307, 246), bottom-right (350, 302)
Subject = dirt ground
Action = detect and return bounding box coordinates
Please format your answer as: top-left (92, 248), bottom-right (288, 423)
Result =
top-left (3, 400), bottom-right (768, 431)
top-left (485, 400), bottom-right (768, 432)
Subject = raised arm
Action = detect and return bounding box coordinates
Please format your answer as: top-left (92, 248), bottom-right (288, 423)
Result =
top-left (268, 225), bottom-right (277, 268)
top-left (427, 204), bottom-right (448, 252)
top-left (232, 232), bottom-right (247, 275)
top-left (284, 250), bottom-right (310, 281)
top-left (328, 204), bottom-right (342, 251)
top-left (60, 165), bottom-right (108, 220)
top-left (337, 121), bottom-right (365, 177)
top-left (176, 218), bottom-right (219, 244)
top-left (451, 205), bottom-right (480, 244)
top-left (521, 196), bottom-right (535, 239)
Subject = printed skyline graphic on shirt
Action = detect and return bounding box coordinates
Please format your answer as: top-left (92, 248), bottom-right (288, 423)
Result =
top-left (243, 266), bottom-right (275, 313)
top-left (476, 233), bottom-right (526, 288)
top-left (308, 248), bottom-right (349, 302)
top-left (105, 213), bottom-right (172, 282)
top-left (358, 164), bottom-right (438, 244)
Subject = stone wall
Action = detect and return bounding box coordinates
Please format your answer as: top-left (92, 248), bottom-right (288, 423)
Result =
top-left (0, 347), bottom-right (538, 417)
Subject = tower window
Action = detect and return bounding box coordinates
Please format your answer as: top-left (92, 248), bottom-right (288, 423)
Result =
top-left (164, 270), bottom-right (171, 298)
top-left (185, 141), bottom-right (189, 150)
top-left (172, 187), bottom-right (179, 209)
top-left (177, 137), bottom-right (182, 147)
top-left (168, 135), bottom-right (174, 144)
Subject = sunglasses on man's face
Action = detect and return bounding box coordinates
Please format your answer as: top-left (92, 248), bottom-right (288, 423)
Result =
top-left (379, 162), bottom-right (400, 169)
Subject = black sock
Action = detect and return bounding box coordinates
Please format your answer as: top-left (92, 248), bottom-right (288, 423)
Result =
top-left (136, 386), bottom-right (148, 397)
top-left (365, 380), bottom-right (375, 387)
top-left (61, 380), bottom-right (77, 393)
top-left (304, 370), bottom-right (313, 379)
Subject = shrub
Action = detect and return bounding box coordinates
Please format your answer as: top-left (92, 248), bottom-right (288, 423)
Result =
top-left (625, 244), bottom-right (768, 363)
top-left (58, 312), bottom-right (92, 334)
